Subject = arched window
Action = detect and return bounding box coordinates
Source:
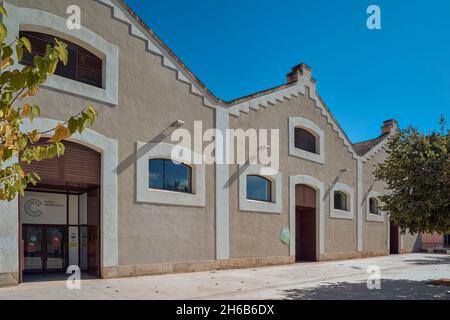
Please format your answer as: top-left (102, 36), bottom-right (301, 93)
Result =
top-left (19, 31), bottom-right (103, 88)
top-left (246, 175), bottom-right (272, 202)
top-left (369, 197), bottom-right (380, 214)
top-left (148, 159), bottom-right (192, 193)
top-left (294, 127), bottom-right (316, 154)
top-left (334, 191), bottom-right (348, 211)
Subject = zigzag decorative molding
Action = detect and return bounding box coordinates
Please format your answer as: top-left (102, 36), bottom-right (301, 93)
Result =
top-left (229, 69), bottom-right (361, 160)
top-left (359, 134), bottom-right (392, 163)
top-left (96, 0), bottom-right (389, 162)
top-left (228, 68), bottom-right (392, 163)
top-left (96, 0), bottom-right (216, 109)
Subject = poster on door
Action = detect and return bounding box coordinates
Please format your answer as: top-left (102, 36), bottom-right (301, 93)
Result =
top-left (21, 191), bottom-right (67, 225)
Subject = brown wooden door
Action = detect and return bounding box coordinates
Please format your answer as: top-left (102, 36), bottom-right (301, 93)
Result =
top-left (390, 224), bottom-right (399, 254)
top-left (296, 207), bottom-right (317, 261)
top-left (87, 188), bottom-right (100, 277)
top-left (295, 184), bottom-right (317, 262)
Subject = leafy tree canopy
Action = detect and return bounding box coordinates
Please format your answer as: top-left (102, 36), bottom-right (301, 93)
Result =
top-left (374, 123), bottom-right (450, 234)
top-left (0, 6), bottom-right (97, 201)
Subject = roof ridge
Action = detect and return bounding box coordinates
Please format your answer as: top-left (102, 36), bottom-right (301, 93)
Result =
top-left (104, 0), bottom-right (392, 161)
top-left (353, 133), bottom-right (390, 156)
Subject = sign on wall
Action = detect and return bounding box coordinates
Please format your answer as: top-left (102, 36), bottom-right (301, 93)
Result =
top-left (69, 226), bottom-right (79, 266)
top-left (21, 192), bottom-right (67, 225)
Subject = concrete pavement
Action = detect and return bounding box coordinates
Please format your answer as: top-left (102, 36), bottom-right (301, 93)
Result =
top-left (0, 253), bottom-right (448, 300)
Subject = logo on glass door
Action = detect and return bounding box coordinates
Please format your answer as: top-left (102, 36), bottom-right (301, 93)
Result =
top-left (24, 199), bottom-right (43, 217)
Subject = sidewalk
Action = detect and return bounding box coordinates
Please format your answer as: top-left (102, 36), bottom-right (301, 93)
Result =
top-left (0, 253), bottom-right (448, 300)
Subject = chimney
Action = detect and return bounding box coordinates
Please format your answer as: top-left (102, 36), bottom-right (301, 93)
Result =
top-left (381, 119), bottom-right (397, 135)
top-left (286, 63), bottom-right (312, 84)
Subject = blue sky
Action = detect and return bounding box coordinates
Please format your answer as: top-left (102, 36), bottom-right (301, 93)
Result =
top-left (125, 0), bottom-right (450, 142)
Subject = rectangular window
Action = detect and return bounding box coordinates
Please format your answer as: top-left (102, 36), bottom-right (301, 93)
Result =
top-left (246, 175), bottom-right (272, 202)
top-left (149, 159), bottom-right (192, 193)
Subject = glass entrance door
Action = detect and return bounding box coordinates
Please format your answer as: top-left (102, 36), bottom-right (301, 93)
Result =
top-left (45, 227), bottom-right (66, 272)
top-left (23, 227), bottom-right (43, 273)
top-left (23, 226), bottom-right (67, 273)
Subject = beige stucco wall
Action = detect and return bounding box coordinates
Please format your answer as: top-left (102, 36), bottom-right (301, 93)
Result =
top-left (8, 0), bottom-right (216, 264)
top-left (402, 231), bottom-right (421, 253)
top-left (229, 92), bottom-right (358, 259)
top-left (363, 150), bottom-right (389, 253)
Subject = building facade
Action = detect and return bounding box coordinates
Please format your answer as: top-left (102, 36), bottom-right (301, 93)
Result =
top-left (421, 233), bottom-right (450, 251)
top-left (0, 0), bottom-right (420, 287)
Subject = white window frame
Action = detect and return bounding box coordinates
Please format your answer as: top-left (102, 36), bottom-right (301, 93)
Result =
top-left (330, 182), bottom-right (354, 220)
top-left (239, 164), bottom-right (282, 213)
top-left (366, 191), bottom-right (385, 223)
top-left (289, 117), bottom-right (325, 164)
top-left (4, 3), bottom-right (119, 106)
top-left (136, 142), bottom-right (205, 207)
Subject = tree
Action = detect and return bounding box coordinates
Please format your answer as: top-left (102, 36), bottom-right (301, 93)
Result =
top-left (0, 6), bottom-right (97, 201)
top-left (374, 122), bottom-right (450, 235)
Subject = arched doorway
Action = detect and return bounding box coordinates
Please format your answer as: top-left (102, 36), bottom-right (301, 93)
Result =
top-left (295, 184), bottom-right (317, 261)
top-left (19, 139), bottom-right (101, 281)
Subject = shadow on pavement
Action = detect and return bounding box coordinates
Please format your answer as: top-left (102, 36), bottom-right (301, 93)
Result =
top-left (280, 279), bottom-right (450, 300)
top-left (404, 255), bottom-right (450, 265)
top-left (23, 272), bottom-right (96, 283)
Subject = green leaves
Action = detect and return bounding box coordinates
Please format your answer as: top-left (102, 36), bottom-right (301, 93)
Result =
top-left (0, 21), bottom-right (7, 44)
top-left (20, 143), bottom-right (65, 164)
top-left (375, 126), bottom-right (450, 234)
top-left (0, 6), bottom-right (98, 202)
top-left (43, 107), bottom-right (98, 144)
top-left (15, 44), bottom-right (23, 62)
top-left (0, 5), bottom-right (7, 45)
top-left (67, 106), bottom-right (98, 135)
top-left (0, 5), bottom-right (8, 17)
top-left (26, 172), bottom-right (40, 186)
top-left (19, 37), bottom-right (31, 52)
top-left (29, 105), bottom-right (40, 122)
top-left (84, 106), bottom-right (97, 127)
top-left (54, 39), bottom-right (68, 65)
top-left (1, 45), bottom-right (14, 69)
top-left (15, 37), bottom-right (32, 62)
